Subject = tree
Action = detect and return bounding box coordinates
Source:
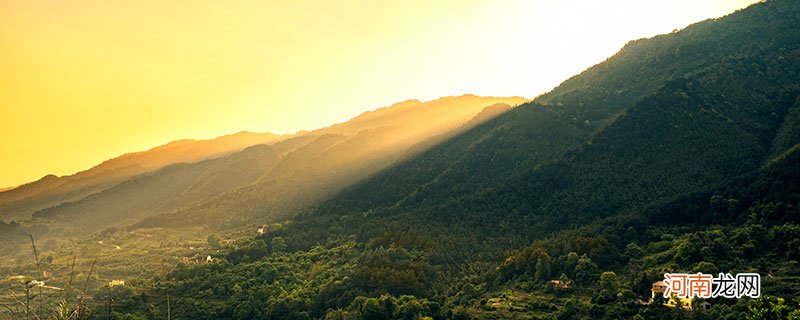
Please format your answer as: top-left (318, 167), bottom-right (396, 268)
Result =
top-left (746, 296), bottom-right (800, 320)
top-left (557, 299), bottom-right (585, 320)
top-left (397, 298), bottom-right (423, 320)
top-left (361, 298), bottom-right (383, 320)
top-left (624, 243), bottom-right (643, 260)
top-left (560, 273), bottom-right (570, 284)
top-left (574, 256), bottom-right (598, 285)
top-left (691, 261), bottom-right (719, 274)
top-left (674, 234), bottom-right (701, 266)
top-left (599, 271), bottom-right (617, 291)
top-left (710, 194), bottom-right (726, 217)
top-left (564, 252), bottom-right (580, 275)
top-left (617, 289), bottom-right (637, 303)
top-left (535, 252), bottom-right (552, 282)
top-left (207, 234), bottom-right (221, 249)
top-left (271, 237), bottom-right (287, 253)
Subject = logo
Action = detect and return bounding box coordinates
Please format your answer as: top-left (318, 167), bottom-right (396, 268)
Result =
top-left (662, 273), bottom-right (760, 299)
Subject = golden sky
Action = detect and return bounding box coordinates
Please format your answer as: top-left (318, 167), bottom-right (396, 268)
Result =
top-left (0, 0), bottom-right (758, 188)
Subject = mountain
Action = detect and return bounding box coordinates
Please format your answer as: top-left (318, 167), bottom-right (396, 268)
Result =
top-left (297, 0), bottom-right (800, 244)
top-left (97, 1), bottom-right (800, 319)
top-left (0, 131), bottom-right (285, 221)
top-left (17, 95), bottom-right (525, 235)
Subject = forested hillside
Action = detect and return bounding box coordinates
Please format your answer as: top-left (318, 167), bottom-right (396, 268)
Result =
top-left (291, 0), bottom-right (800, 247)
top-left (96, 1), bottom-right (800, 319)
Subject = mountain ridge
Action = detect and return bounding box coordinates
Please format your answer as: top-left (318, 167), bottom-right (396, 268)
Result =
top-left (11, 95), bottom-right (525, 236)
top-left (0, 131), bottom-right (287, 221)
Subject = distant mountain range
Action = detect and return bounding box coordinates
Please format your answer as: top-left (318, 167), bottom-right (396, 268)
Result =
top-left (0, 131), bottom-right (285, 221)
top-left (0, 95), bottom-right (525, 236)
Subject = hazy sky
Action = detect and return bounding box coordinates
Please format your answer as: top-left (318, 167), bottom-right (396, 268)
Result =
top-left (0, 0), bottom-right (758, 188)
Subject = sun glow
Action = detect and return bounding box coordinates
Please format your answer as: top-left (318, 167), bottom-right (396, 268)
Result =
top-left (0, 0), bottom-right (758, 188)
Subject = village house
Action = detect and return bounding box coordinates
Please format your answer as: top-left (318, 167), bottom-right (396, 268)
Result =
top-left (548, 278), bottom-right (574, 289)
top-left (181, 254), bottom-right (215, 264)
top-left (650, 281), bottom-right (710, 311)
top-left (108, 279), bottom-right (125, 287)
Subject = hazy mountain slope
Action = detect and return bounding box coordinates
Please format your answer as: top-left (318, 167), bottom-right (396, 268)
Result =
top-left (303, 2), bottom-right (800, 224)
top-left (308, 103), bottom-right (589, 220)
top-left (0, 131), bottom-right (284, 221)
top-left (135, 96), bottom-right (526, 229)
top-left (26, 95), bottom-right (524, 234)
top-left (317, 95), bottom-right (525, 137)
top-left (276, 0), bottom-right (800, 250)
top-left (30, 139), bottom-right (307, 233)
